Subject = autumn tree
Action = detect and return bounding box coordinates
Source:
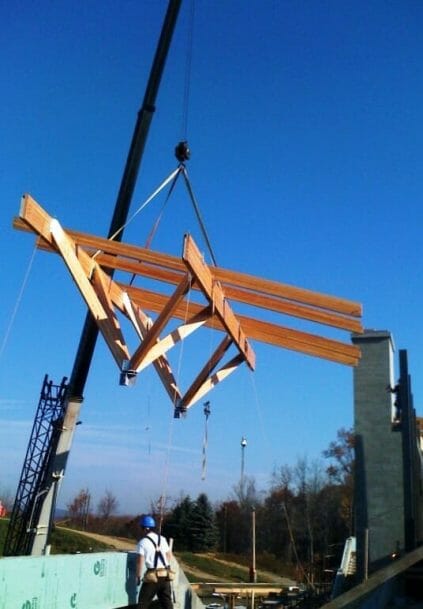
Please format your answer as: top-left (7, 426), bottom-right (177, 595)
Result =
top-left (260, 470), bottom-right (295, 561)
top-left (323, 427), bottom-right (355, 535)
top-left (215, 500), bottom-right (244, 553)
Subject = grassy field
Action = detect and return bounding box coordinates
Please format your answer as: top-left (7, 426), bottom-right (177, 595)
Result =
top-left (0, 518), bottom-right (112, 555)
top-left (177, 551), bottom-right (250, 582)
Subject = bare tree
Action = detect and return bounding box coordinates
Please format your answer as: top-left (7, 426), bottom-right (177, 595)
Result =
top-left (67, 488), bottom-right (91, 529)
top-left (97, 489), bottom-right (119, 519)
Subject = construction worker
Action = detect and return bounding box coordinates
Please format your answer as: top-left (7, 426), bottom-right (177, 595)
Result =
top-left (135, 514), bottom-right (173, 609)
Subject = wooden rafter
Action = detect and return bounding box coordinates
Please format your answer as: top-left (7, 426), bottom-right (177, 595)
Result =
top-left (14, 193), bottom-right (363, 413)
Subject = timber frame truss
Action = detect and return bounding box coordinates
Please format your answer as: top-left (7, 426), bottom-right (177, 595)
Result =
top-left (15, 194), bottom-right (363, 417)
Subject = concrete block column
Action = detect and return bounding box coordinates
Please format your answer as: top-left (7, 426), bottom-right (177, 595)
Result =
top-left (352, 330), bottom-right (404, 578)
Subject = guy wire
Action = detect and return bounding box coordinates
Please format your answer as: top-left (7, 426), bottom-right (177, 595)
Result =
top-left (0, 244), bottom-right (37, 361)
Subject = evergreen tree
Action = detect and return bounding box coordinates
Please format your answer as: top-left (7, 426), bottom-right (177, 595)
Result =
top-left (165, 495), bottom-right (195, 550)
top-left (190, 493), bottom-right (218, 552)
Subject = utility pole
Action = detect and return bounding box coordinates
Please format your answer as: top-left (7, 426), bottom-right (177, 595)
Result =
top-left (250, 507), bottom-right (257, 583)
top-left (29, 0), bottom-right (182, 556)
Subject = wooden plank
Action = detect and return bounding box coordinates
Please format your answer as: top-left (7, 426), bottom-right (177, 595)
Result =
top-left (127, 274), bottom-right (193, 372)
top-left (179, 335), bottom-right (233, 409)
top-left (49, 220), bottom-right (130, 367)
top-left (122, 294), bottom-right (182, 405)
top-left (123, 285), bottom-right (360, 365)
top-left (91, 267), bottom-right (130, 365)
top-left (86, 251), bottom-right (362, 333)
top-left (14, 210), bottom-right (362, 318)
top-left (18, 194), bottom-right (56, 247)
top-left (16, 197), bottom-right (361, 366)
top-left (81, 229), bottom-right (362, 317)
top-left (134, 308), bottom-right (211, 372)
top-left (19, 196), bottom-right (131, 367)
top-left (183, 234), bottom-right (255, 370)
top-left (182, 353), bottom-right (245, 410)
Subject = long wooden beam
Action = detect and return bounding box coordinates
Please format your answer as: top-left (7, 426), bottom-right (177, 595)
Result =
top-left (122, 285), bottom-right (360, 366)
top-left (49, 220), bottom-right (130, 368)
top-left (31, 243), bottom-right (362, 333)
top-left (14, 214), bottom-right (362, 320)
top-left (182, 234), bottom-right (255, 370)
top-left (15, 195), bottom-right (362, 367)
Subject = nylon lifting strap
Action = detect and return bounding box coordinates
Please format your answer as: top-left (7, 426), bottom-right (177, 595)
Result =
top-left (181, 166), bottom-right (217, 266)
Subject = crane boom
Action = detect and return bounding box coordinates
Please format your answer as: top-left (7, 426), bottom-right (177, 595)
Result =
top-left (5, 0), bottom-right (182, 557)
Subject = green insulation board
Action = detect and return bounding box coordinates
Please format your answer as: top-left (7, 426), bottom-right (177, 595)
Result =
top-left (0, 551), bottom-right (139, 609)
top-left (0, 551), bottom-right (202, 609)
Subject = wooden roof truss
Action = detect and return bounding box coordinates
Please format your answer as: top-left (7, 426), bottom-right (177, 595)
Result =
top-left (15, 194), bottom-right (363, 417)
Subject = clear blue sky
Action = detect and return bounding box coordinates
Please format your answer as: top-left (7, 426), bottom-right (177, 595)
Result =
top-left (1, 1), bottom-right (422, 515)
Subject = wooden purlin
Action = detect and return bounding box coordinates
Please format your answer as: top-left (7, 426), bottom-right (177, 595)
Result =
top-left (122, 285), bottom-right (360, 366)
top-left (13, 218), bottom-right (362, 325)
top-left (15, 194), bottom-right (362, 370)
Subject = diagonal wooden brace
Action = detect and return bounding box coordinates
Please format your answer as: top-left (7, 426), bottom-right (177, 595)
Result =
top-left (134, 307), bottom-right (212, 373)
top-left (127, 273), bottom-right (193, 372)
top-left (175, 335), bottom-right (234, 416)
top-left (121, 293), bottom-right (182, 404)
top-left (177, 347), bottom-right (245, 415)
top-left (182, 234), bottom-right (255, 371)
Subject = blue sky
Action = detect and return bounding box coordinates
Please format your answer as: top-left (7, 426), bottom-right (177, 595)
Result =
top-left (1, 1), bottom-right (422, 515)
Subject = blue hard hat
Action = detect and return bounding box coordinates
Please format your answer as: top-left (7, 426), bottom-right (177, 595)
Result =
top-left (140, 515), bottom-right (156, 528)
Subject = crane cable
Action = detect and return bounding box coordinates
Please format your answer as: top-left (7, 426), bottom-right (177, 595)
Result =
top-left (181, 166), bottom-right (217, 266)
top-left (181, 0), bottom-right (195, 140)
top-left (158, 286), bottom-right (193, 524)
top-left (178, 0), bottom-right (218, 266)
